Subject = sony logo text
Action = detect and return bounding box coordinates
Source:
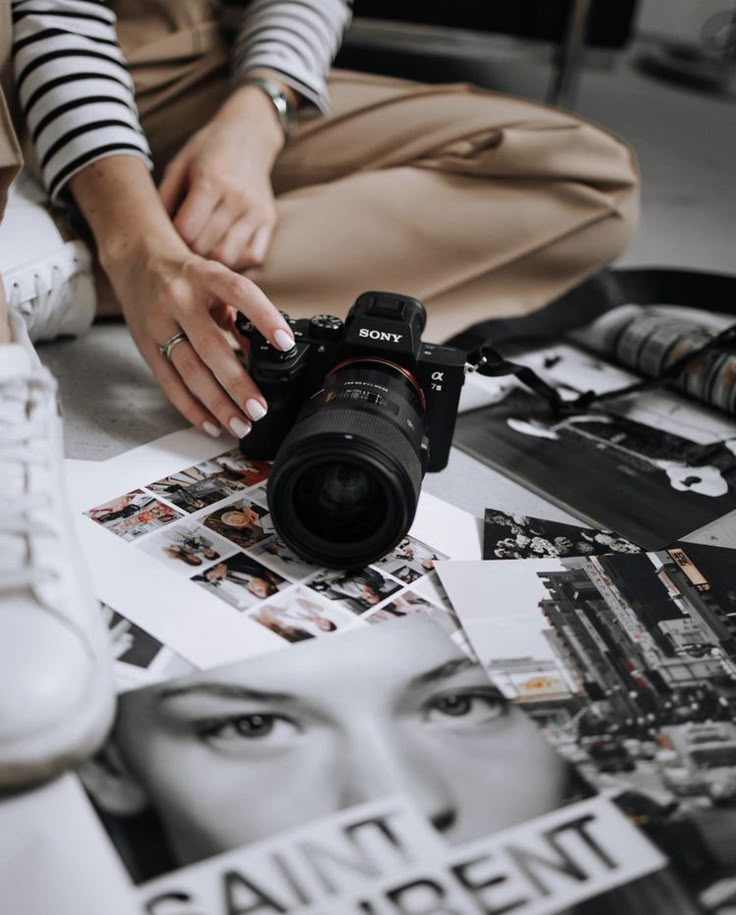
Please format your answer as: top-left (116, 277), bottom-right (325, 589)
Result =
top-left (359, 329), bottom-right (403, 343)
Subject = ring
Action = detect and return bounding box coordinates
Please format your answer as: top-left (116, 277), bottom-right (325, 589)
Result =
top-left (159, 331), bottom-right (188, 360)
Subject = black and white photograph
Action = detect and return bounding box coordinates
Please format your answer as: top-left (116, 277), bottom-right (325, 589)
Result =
top-left (202, 498), bottom-right (273, 550)
top-left (484, 508), bottom-right (642, 560)
top-left (247, 587), bottom-right (354, 641)
top-left (135, 521), bottom-right (236, 574)
top-left (439, 545), bottom-right (736, 909)
top-left (306, 565), bottom-right (401, 614)
top-left (372, 534), bottom-right (447, 584)
top-left (248, 533), bottom-right (316, 581)
top-left (191, 552), bottom-right (289, 611)
top-left (456, 355), bottom-right (736, 549)
top-left (101, 604), bottom-right (196, 692)
top-left (85, 490), bottom-right (182, 541)
top-left (79, 616), bottom-right (593, 885)
top-left (364, 588), bottom-right (449, 624)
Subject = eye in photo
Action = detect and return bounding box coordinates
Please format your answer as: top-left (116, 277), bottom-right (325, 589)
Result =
top-left (191, 552), bottom-right (289, 610)
top-left (202, 498), bottom-right (274, 550)
top-left (247, 587), bottom-right (353, 641)
top-left (136, 522), bottom-right (236, 574)
top-left (85, 490), bottom-right (181, 541)
top-left (306, 565), bottom-right (401, 614)
top-left (372, 535), bottom-right (446, 583)
top-left (79, 616), bottom-right (580, 885)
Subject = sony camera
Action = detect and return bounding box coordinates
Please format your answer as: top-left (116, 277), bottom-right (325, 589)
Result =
top-left (235, 291), bottom-right (467, 569)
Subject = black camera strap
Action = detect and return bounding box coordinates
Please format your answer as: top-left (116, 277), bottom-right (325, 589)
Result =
top-left (452, 267), bottom-right (736, 417)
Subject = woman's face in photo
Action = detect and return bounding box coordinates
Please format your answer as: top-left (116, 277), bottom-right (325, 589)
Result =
top-left (112, 617), bottom-right (567, 867)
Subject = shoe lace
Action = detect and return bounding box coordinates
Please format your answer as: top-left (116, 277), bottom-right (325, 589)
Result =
top-left (0, 376), bottom-right (61, 591)
top-left (8, 261), bottom-right (73, 338)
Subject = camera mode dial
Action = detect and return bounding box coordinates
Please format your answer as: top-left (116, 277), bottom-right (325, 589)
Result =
top-left (309, 314), bottom-right (344, 340)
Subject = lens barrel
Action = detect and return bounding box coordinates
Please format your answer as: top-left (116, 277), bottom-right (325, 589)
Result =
top-left (267, 360), bottom-right (427, 568)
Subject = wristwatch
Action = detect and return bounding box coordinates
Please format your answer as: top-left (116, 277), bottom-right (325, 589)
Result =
top-left (239, 75), bottom-right (295, 140)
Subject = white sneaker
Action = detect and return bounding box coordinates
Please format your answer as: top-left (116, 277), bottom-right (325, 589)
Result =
top-left (0, 172), bottom-right (96, 343)
top-left (0, 310), bottom-right (114, 791)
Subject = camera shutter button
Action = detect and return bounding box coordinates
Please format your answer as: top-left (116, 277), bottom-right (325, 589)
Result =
top-left (309, 315), bottom-right (344, 340)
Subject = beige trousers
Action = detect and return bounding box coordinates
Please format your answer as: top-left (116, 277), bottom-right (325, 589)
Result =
top-left (3, 0), bottom-right (639, 343)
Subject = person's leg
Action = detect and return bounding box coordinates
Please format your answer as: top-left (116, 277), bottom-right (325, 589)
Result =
top-left (258, 69), bottom-right (639, 341)
top-left (112, 2), bottom-right (638, 343)
top-left (0, 7), bottom-right (114, 792)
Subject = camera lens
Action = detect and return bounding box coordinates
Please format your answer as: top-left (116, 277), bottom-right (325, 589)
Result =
top-left (267, 359), bottom-right (427, 568)
top-left (293, 460), bottom-right (386, 543)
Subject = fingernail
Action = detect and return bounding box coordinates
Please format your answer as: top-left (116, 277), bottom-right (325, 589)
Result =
top-left (229, 417), bottom-right (252, 438)
top-left (246, 398), bottom-right (268, 421)
top-left (203, 421), bottom-right (221, 438)
top-left (274, 329), bottom-right (295, 352)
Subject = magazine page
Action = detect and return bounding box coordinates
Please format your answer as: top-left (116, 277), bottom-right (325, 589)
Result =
top-left (454, 343), bottom-right (736, 548)
top-left (483, 507), bottom-right (642, 560)
top-left (569, 304), bottom-right (736, 415)
top-left (73, 616), bottom-right (666, 915)
top-left (437, 545), bottom-right (736, 913)
top-left (65, 429), bottom-right (481, 670)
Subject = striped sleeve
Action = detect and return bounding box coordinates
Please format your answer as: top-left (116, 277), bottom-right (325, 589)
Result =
top-left (230, 0), bottom-right (353, 113)
top-left (11, 0), bottom-right (151, 201)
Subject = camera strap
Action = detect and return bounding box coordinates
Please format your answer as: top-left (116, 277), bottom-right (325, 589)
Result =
top-left (454, 267), bottom-right (736, 417)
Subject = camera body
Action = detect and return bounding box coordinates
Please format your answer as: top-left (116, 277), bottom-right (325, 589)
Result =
top-left (236, 291), bottom-right (467, 472)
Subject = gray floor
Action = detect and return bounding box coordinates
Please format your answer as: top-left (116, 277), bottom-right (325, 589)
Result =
top-left (38, 33), bottom-right (736, 527)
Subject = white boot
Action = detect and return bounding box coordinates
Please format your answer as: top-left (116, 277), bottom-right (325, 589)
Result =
top-left (0, 171), bottom-right (96, 343)
top-left (0, 309), bottom-right (114, 791)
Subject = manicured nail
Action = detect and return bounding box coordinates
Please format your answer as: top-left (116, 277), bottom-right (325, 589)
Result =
top-left (229, 417), bottom-right (252, 438)
top-left (274, 329), bottom-right (295, 352)
top-left (246, 398), bottom-right (268, 421)
top-left (203, 421), bottom-right (221, 438)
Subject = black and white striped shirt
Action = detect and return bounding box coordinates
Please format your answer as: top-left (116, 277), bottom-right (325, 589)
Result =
top-left (11, 0), bottom-right (352, 200)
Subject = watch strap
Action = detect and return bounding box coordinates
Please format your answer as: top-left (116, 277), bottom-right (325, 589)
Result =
top-left (238, 75), bottom-right (295, 139)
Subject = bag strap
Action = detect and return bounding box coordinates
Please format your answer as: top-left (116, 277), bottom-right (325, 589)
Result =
top-left (449, 267), bottom-right (736, 417)
top-left (446, 267), bottom-right (736, 353)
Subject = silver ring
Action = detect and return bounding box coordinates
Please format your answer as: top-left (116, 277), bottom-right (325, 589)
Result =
top-left (159, 331), bottom-right (188, 360)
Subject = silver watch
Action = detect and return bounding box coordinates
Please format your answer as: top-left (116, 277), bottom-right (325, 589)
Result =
top-left (239, 75), bottom-right (295, 139)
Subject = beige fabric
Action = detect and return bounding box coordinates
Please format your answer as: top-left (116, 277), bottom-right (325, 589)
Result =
top-left (13, 0), bottom-right (640, 342)
top-left (0, 2), bottom-right (22, 217)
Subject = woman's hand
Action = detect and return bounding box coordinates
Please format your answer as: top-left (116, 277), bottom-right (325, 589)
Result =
top-left (159, 81), bottom-right (287, 270)
top-left (70, 156), bottom-right (295, 438)
top-left (105, 242), bottom-right (295, 438)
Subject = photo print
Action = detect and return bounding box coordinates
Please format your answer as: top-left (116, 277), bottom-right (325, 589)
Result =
top-left (244, 481), bottom-right (269, 509)
top-left (101, 604), bottom-right (196, 692)
top-left (191, 552), bottom-right (289, 611)
top-left (136, 522), bottom-right (236, 574)
top-left (455, 344), bottom-right (736, 549)
top-left (79, 616), bottom-right (606, 887)
top-left (306, 565), bottom-right (401, 614)
top-left (85, 490), bottom-right (181, 542)
top-left (247, 587), bottom-right (354, 641)
top-left (202, 498), bottom-right (273, 550)
top-left (210, 449), bottom-right (270, 489)
top-left (364, 588), bottom-right (451, 628)
top-left (484, 508), bottom-right (642, 560)
top-left (146, 464), bottom-right (237, 513)
top-left (438, 543), bottom-right (736, 910)
top-left (372, 535), bottom-right (446, 584)
top-left (249, 534), bottom-right (316, 582)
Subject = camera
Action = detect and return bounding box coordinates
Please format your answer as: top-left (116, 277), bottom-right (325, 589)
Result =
top-left (235, 291), bottom-right (467, 568)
